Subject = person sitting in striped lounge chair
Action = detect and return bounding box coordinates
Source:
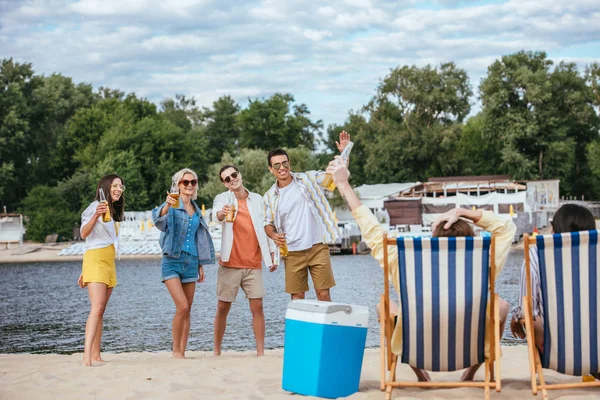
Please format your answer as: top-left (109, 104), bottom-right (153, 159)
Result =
top-left (326, 157), bottom-right (516, 382)
top-left (510, 204), bottom-right (597, 373)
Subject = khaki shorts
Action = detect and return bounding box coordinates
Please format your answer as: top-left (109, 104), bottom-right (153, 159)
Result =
top-left (284, 243), bottom-right (335, 294)
top-left (217, 265), bottom-right (265, 302)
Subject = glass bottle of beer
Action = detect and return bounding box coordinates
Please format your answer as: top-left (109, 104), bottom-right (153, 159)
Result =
top-left (321, 141), bottom-right (354, 192)
top-left (98, 188), bottom-right (111, 223)
top-left (278, 230), bottom-right (288, 257)
top-left (226, 192), bottom-right (236, 223)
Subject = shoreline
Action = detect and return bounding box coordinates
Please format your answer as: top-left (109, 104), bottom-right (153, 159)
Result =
top-left (2, 346), bottom-right (599, 399)
top-left (0, 247), bottom-right (162, 264)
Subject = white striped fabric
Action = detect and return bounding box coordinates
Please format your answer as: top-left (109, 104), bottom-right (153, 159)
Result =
top-left (397, 236), bottom-right (491, 372)
top-left (535, 230), bottom-right (600, 376)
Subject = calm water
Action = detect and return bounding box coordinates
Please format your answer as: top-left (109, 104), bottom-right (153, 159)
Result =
top-left (0, 250), bottom-right (525, 354)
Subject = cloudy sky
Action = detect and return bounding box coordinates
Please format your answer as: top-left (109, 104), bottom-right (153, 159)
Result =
top-left (1, 0), bottom-right (599, 128)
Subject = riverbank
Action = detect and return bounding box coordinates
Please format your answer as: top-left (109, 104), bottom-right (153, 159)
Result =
top-left (1, 346), bottom-right (598, 399)
top-left (0, 245), bottom-right (162, 263)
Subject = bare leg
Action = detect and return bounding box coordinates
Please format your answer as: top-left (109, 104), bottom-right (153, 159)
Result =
top-left (315, 288), bottom-right (331, 302)
top-left (165, 279), bottom-right (191, 359)
top-left (533, 318), bottom-right (544, 354)
top-left (249, 298), bottom-right (265, 356)
top-left (179, 282), bottom-right (196, 356)
top-left (214, 300), bottom-right (232, 356)
top-left (91, 287), bottom-right (113, 362)
top-left (291, 293), bottom-right (305, 300)
top-left (462, 297), bottom-right (510, 381)
top-left (83, 283), bottom-right (109, 366)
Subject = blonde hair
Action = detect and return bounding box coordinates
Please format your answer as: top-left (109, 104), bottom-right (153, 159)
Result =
top-left (172, 168), bottom-right (199, 200)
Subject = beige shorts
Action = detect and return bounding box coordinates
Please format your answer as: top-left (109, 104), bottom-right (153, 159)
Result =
top-left (217, 265), bottom-right (265, 302)
top-left (284, 243), bottom-right (335, 294)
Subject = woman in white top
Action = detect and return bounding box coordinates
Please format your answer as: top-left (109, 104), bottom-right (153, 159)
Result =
top-left (77, 174), bottom-right (125, 366)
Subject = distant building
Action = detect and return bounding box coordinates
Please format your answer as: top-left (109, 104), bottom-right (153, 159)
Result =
top-left (0, 214), bottom-right (24, 249)
top-left (384, 175), bottom-right (531, 227)
top-left (333, 182), bottom-right (419, 223)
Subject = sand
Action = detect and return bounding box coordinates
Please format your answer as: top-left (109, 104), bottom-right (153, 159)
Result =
top-left (0, 346), bottom-right (597, 399)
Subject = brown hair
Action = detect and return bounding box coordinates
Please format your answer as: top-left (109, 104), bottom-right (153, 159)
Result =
top-left (432, 219), bottom-right (474, 238)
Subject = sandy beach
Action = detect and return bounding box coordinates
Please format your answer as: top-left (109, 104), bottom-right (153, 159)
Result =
top-left (0, 346), bottom-right (597, 399)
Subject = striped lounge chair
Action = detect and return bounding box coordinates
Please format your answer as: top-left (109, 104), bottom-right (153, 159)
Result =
top-left (523, 231), bottom-right (600, 398)
top-left (381, 234), bottom-right (501, 400)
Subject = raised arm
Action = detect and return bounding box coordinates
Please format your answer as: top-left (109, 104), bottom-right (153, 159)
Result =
top-left (80, 202), bottom-right (107, 239)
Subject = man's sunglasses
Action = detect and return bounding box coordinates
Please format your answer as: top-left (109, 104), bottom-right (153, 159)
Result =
top-left (179, 179), bottom-right (198, 187)
top-left (223, 171), bottom-right (239, 184)
top-left (272, 161), bottom-right (290, 170)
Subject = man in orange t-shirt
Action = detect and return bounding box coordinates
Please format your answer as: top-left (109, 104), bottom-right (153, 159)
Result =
top-left (212, 165), bottom-right (277, 356)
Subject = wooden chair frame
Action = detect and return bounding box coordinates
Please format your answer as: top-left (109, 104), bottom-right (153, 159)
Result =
top-left (380, 234), bottom-right (501, 400)
top-left (522, 233), bottom-right (600, 399)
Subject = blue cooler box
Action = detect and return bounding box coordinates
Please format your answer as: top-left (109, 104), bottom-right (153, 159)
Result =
top-left (282, 300), bottom-right (369, 398)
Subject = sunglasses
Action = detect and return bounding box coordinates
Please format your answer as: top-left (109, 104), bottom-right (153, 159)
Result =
top-left (179, 179), bottom-right (198, 187)
top-left (111, 184), bottom-right (126, 192)
top-left (272, 161), bottom-right (290, 170)
top-left (222, 171), bottom-right (239, 184)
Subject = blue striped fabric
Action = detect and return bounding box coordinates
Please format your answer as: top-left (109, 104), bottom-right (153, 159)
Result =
top-left (397, 236), bottom-right (491, 372)
top-left (536, 230), bottom-right (600, 376)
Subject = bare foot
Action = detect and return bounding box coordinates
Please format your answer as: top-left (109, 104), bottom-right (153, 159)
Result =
top-left (172, 352), bottom-right (186, 359)
top-left (214, 350), bottom-right (221, 356)
top-left (257, 351), bottom-right (264, 357)
top-left (81, 352), bottom-right (92, 367)
top-left (92, 356), bottom-right (106, 363)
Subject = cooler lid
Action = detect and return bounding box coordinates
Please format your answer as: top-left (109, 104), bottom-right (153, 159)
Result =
top-left (288, 299), bottom-right (354, 314)
top-left (286, 299), bottom-right (369, 327)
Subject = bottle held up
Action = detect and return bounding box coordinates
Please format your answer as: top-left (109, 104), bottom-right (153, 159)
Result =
top-left (322, 141), bottom-right (354, 192)
top-left (98, 188), bottom-right (111, 222)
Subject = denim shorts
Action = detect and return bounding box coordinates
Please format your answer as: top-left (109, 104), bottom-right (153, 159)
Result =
top-left (161, 252), bottom-right (199, 283)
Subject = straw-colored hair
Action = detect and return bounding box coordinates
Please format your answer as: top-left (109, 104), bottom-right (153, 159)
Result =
top-left (172, 168), bottom-right (199, 200)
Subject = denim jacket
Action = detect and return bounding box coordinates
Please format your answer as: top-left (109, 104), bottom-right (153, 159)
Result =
top-left (152, 199), bottom-right (215, 264)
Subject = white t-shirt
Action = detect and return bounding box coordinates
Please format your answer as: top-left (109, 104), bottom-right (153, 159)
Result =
top-left (81, 201), bottom-right (119, 253)
top-left (278, 180), bottom-right (322, 251)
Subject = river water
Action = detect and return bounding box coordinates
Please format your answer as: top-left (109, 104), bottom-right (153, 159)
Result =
top-left (0, 250), bottom-right (525, 354)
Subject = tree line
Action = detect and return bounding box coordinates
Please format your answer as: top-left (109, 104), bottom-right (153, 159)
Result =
top-left (1, 51), bottom-right (599, 241)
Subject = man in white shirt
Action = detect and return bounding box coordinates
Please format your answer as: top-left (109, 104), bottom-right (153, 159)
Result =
top-left (264, 131), bottom-right (351, 301)
top-left (212, 165), bottom-right (277, 356)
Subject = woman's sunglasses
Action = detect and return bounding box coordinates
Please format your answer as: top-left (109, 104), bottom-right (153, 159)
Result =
top-left (179, 179), bottom-right (198, 187)
top-left (223, 171), bottom-right (239, 184)
top-left (272, 161), bottom-right (290, 170)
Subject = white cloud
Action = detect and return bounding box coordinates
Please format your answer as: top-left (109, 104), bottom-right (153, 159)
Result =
top-left (303, 29), bottom-right (333, 41)
top-left (1, 0), bottom-right (599, 128)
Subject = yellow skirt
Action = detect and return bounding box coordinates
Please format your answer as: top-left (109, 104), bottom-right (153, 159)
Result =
top-left (82, 245), bottom-right (117, 288)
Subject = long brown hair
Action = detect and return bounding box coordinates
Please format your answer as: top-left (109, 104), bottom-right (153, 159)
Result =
top-left (94, 174), bottom-right (125, 222)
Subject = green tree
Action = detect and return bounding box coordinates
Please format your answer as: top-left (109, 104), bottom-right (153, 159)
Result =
top-left (237, 93), bottom-right (322, 151)
top-left (0, 59), bottom-right (43, 211)
top-left (200, 95), bottom-right (241, 165)
top-left (479, 51), bottom-right (599, 198)
top-left (359, 62), bottom-right (472, 183)
top-left (21, 185), bottom-right (78, 242)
